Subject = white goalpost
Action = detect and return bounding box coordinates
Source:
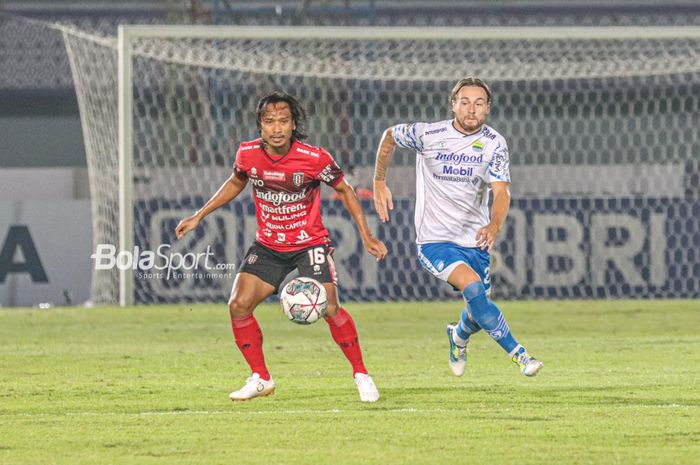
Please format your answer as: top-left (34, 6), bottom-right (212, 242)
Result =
top-left (62, 23), bottom-right (700, 305)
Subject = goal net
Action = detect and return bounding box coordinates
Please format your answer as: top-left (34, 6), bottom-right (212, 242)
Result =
top-left (58, 25), bottom-right (700, 304)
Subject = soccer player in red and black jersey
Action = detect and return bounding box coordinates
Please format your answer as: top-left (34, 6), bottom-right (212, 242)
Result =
top-left (176, 91), bottom-right (387, 402)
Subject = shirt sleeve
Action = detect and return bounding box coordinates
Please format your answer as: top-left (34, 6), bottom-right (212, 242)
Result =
top-left (232, 146), bottom-right (248, 180)
top-left (315, 149), bottom-right (345, 187)
top-left (486, 139), bottom-right (511, 184)
top-left (392, 122), bottom-right (428, 152)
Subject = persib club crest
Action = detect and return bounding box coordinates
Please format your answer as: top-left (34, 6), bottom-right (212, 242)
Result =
top-left (293, 172), bottom-right (305, 187)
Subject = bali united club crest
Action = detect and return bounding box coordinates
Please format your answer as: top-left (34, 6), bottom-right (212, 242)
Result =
top-left (293, 172), bottom-right (305, 187)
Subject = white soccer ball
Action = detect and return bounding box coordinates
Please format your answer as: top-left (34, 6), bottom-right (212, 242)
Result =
top-left (280, 277), bottom-right (328, 325)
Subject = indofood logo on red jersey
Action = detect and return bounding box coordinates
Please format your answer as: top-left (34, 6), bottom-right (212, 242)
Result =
top-left (255, 188), bottom-right (307, 205)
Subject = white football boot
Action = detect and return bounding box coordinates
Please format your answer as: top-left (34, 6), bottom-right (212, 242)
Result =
top-left (447, 323), bottom-right (468, 377)
top-left (354, 373), bottom-right (380, 402)
top-left (229, 373), bottom-right (276, 401)
top-left (511, 346), bottom-right (544, 377)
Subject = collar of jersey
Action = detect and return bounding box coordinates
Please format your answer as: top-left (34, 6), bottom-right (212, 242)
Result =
top-left (261, 139), bottom-right (296, 164)
top-left (450, 121), bottom-right (485, 139)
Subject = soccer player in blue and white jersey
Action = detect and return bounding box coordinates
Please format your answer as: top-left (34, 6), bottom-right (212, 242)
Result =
top-left (372, 77), bottom-right (543, 377)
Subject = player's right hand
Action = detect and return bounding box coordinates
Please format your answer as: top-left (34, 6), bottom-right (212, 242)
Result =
top-left (175, 215), bottom-right (200, 240)
top-left (363, 237), bottom-right (388, 261)
top-left (373, 180), bottom-right (394, 223)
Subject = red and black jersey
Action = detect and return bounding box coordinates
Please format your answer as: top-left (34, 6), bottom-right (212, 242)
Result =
top-left (233, 138), bottom-right (345, 252)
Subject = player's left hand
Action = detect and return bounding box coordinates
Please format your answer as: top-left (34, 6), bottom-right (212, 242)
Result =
top-left (363, 237), bottom-right (388, 261)
top-left (475, 224), bottom-right (500, 252)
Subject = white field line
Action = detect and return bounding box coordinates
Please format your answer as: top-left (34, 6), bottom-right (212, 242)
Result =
top-left (4, 403), bottom-right (691, 419)
top-left (6, 407), bottom-right (448, 418)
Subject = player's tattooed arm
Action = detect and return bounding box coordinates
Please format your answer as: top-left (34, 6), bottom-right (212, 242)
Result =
top-left (175, 173), bottom-right (247, 239)
top-left (373, 127), bottom-right (397, 182)
top-left (372, 128), bottom-right (397, 223)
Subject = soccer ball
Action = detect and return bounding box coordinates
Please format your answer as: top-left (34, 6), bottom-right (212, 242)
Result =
top-left (280, 277), bottom-right (328, 325)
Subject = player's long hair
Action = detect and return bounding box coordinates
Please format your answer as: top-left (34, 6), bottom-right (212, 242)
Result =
top-left (450, 77), bottom-right (492, 105)
top-left (255, 91), bottom-right (308, 141)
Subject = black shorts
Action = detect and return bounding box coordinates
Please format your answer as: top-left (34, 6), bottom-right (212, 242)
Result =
top-left (238, 241), bottom-right (338, 293)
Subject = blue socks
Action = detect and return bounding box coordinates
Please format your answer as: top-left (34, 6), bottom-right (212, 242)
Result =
top-left (461, 281), bottom-right (518, 354)
top-left (454, 308), bottom-right (481, 346)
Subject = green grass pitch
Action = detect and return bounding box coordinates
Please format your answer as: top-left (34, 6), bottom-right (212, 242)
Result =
top-left (1, 299), bottom-right (699, 464)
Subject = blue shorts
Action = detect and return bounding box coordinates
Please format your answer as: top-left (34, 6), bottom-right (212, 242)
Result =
top-left (417, 242), bottom-right (492, 295)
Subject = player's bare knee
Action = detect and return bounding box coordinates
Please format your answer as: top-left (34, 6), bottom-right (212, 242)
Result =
top-left (228, 294), bottom-right (255, 318)
top-left (460, 277), bottom-right (482, 293)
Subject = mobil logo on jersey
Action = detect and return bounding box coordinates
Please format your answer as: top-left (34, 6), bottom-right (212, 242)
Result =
top-left (435, 152), bottom-right (484, 165)
top-left (441, 165), bottom-right (474, 176)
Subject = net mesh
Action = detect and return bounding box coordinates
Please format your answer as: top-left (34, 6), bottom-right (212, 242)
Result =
top-left (56, 26), bottom-right (700, 303)
top-left (61, 31), bottom-right (119, 304)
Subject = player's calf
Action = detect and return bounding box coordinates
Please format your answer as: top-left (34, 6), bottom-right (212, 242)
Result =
top-left (462, 281), bottom-right (518, 353)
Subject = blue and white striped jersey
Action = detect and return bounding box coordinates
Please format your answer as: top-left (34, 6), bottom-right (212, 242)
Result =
top-left (393, 119), bottom-right (510, 248)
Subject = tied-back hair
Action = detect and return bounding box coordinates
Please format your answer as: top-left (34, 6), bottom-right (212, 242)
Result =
top-left (450, 77), bottom-right (492, 105)
top-left (255, 91), bottom-right (308, 141)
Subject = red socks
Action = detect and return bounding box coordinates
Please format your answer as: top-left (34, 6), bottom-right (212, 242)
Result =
top-left (231, 309), bottom-right (367, 380)
top-left (231, 314), bottom-right (270, 381)
top-left (326, 308), bottom-right (368, 376)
